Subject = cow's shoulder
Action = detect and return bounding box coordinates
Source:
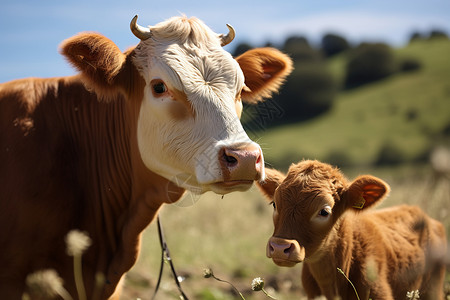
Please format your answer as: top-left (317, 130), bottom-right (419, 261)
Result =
top-left (0, 76), bottom-right (83, 109)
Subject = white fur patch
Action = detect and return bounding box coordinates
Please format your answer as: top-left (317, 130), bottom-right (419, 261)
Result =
top-left (133, 16), bottom-right (261, 193)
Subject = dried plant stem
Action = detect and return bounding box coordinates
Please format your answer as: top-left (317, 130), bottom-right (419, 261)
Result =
top-left (73, 254), bottom-right (87, 300)
top-left (261, 288), bottom-right (277, 299)
top-left (91, 272), bottom-right (105, 300)
top-left (210, 273), bottom-right (245, 300)
top-left (58, 288), bottom-right (75, 300)
top-left (337, 268), bottom-right (360, 300)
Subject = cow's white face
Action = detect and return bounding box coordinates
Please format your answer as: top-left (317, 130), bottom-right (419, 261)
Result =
top-left (133, 17), bottom-right (264, 194)
top-left (59, 15), bottom-right (292, 196)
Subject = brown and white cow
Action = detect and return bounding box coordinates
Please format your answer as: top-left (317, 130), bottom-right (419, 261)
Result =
top-left (0, 15), bottom-right (292, 299)
top-left (258, 160), bottom-right (447, 300)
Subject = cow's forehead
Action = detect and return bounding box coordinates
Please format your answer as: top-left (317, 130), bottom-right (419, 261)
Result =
top-left (162, 44), bottom-right (244, 96)
top-left (149, 15), bottom-right (222, 47)
top-left (133, 15), bottom-right (244, 98)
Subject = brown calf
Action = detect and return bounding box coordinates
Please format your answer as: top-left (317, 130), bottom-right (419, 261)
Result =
top-left (258, 160), bottom-right (447, 300)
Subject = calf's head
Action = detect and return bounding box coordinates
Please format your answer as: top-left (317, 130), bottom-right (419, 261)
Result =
top-left (257, 160), bottom-right (390, 267)
top-left (61, 15), bottom-right (292, 195)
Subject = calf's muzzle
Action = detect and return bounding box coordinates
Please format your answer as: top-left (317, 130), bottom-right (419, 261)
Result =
top-left (267, 236), bottom-right (304, 267)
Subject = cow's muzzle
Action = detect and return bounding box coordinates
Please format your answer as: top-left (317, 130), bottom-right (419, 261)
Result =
top-left (267, 236), bottom-right (304, 267)
top-left (219, 143), bottom-right (264, 182)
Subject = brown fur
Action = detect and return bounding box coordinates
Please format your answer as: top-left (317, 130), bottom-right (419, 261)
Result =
top-left (236, 47), bottom-right (293, 104)
top-left (258, 160), bottom-right (447, 300)
top-left (168, 88), bottom-right (194, 120)
top-left (0, 30), bottom-right (292, 299)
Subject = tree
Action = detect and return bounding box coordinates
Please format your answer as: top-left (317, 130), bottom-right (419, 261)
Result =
top-left (344, 43), bottom-right (396, 89)
top-left (429, 29), bottom-right (448, 39)
top-left (232, 42), bottom-right (253, 57)
top-left (282, 35), bottom-right (322, 62)
top-left (269, 62), bottom-right (337, 124)
top-left (321, 33), bottom-right (350, 57)
top-left (409, 31), bottom-right (424, 43)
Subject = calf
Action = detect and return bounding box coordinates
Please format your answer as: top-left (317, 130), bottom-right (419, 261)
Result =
top-left (258, 160), bottom-right (447, 300)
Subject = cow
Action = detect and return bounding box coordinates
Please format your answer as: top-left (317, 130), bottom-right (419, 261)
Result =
top-left (257, 160), bottom-right (447, 300)
top-left (0, 15), bottom-right (293, 299)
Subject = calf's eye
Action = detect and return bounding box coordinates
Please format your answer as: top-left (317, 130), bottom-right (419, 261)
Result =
top-left (318, 205), bottom-right (332, 217)
top-left (319, 209), bottom-right (329, 217)
top-left (269, 201), bottom-right (276, 209)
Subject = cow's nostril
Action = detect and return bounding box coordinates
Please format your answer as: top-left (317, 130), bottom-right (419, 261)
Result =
top-left (284, 244), bottom-right (293, 254)
top-left (219, 145), bottom-right (263, 182)
top-left (269, 244), bottom-right (275, 253)
top-left (224, 153), bottom-right (238, 165)
top-left (222, 148), bottom-right (240, 167)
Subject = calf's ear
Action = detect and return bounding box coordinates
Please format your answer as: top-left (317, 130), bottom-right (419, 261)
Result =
top-left (60, 33), bottom-right (126, 97)
top-left (344, 175), bottom-right (390, 210)
top-left (236, 48), bottom-right (293, 104)
top-left (256, 168), bottom-right (285, 200)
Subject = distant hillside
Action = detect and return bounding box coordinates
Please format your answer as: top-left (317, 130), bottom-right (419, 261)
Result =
top-left (252, 38), bottom-right (450, 170)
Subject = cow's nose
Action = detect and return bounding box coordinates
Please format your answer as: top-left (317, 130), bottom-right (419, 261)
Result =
top-left (220, 144), bottom-right (263, 181)
top-left (266, 237), bottom-right (304, 265)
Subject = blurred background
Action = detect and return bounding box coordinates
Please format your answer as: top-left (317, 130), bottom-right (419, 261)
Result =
top-left (2, 0), bottom-right (449, 299)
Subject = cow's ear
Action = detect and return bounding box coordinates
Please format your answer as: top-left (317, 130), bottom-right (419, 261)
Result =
top-left (256, 167), bottom-right (285, 200)
top-left (236, 48), bottom-right (293, 104)
top-left (344, 175), bottom-right (390, 210)
top-left (60, 33), bottom-right (126, 95)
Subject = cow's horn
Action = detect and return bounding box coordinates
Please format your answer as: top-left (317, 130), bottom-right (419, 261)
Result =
top-left (220, 24), bottom-right (235, 46)
top-left (130, 15), bottom-right (152, 40)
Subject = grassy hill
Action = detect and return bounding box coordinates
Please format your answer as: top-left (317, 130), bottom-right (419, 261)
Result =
top-left (254, 38), bottom-right (450, 171)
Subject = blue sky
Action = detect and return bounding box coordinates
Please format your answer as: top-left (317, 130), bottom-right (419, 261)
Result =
top-left (1, 0), bottom-right (449, 83)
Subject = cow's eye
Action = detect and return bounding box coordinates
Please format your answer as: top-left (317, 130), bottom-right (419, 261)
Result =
top-left (318, 206), bottom-right (331, 217)
top-left (269, 201), bottom-right (276, 209)
top-left (152, 81), bottom-right (167, 94)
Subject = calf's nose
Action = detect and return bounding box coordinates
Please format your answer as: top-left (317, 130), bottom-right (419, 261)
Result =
top-left (267, 237), bottom-right (304, 266)
top-left (220, 144), bottom-right (263, 181)
top-left (268, 240), bottom-right (295, 259)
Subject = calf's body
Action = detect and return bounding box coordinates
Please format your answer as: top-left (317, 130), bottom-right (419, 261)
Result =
top-left (302, 205), bottom-right (446, 300)
top-left (258, 160), bottom-right (447, 300)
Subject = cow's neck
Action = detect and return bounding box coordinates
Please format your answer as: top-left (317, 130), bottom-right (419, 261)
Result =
top-left (56, 76), bottom-right (179, 223)
top-left (56, 76), bottom-right (185, 296)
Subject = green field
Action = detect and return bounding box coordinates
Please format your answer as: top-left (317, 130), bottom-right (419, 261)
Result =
top-left (259, 38), bottom-right (450, 170)
top-left (122, 39), bottom-right (450, 299)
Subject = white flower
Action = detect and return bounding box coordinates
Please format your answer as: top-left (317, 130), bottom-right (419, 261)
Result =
top-left (203, 268), bottom-right (213, 278)
top-left (65, 229), bottom-right (92, 256)
top-left (251, 277), bottom-right (265, 291)
top-left (406, 290), bottom-right (420, 300)
top-left (26, 269), bottom-right (66, 298)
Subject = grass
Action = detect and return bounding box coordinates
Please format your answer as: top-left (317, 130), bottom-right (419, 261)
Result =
top-left (122, 39), bottom-right (450, 299)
